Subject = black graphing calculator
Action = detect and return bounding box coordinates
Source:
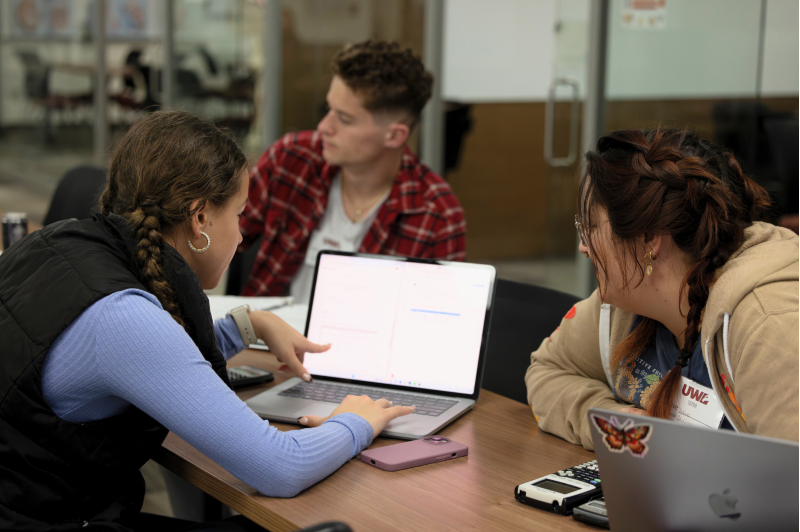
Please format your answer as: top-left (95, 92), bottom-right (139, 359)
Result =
top-left (572, 497), bottom-right (609, 528)
top-left (227, 365), bottom-right (274, 389)
top-left (514, 460), bottom-right (602, 515)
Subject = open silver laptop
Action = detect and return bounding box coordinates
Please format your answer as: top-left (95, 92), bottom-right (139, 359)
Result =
top-left (588, 408), bottom-right (799, 531)
top-left (246, 251), bottom-right (496, 439)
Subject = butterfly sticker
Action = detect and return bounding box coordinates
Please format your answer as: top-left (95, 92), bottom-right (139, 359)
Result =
top-left (591, 414), bottom-right (652, 458)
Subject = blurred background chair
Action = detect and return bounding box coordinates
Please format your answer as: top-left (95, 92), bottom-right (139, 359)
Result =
top-left (110, 49), bottom-right (160, 114)
top-left (713, 100), bottom-right (799, 231)
top-left (44, 165), bottom-right (108, 226)
top-left (481, 279), bottom-right (580, 405)
top-left (444, 102), bottom-right (473, 175)
top-left (763, 114), bottom-right (799, 233)
top-left (226, 235), bottom-right (263, 295)
top-left (17, 51), bottom-right (94, 143)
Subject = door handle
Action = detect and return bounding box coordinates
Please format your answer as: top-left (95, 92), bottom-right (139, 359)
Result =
top-left (544, 77), bottom-right (580, 167)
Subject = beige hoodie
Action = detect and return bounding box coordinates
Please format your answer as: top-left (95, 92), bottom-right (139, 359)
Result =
top-left (526, 222), bottom-right (799, 450)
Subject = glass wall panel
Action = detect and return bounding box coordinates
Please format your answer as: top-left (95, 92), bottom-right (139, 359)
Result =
top-left (0, 0), bottom-right (99, 226)
top-left (604, 0), bottom-right (799, 223)
top-left (442, 0), bottom-right (797, 296)
top-left (442, 0), bottom-right (591, 296)
top-left (171, 0), bottom-right (258, 152)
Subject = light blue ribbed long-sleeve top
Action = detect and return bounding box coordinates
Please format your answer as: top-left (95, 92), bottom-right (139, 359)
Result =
top-left (41, 288), bottom-right (373, 498)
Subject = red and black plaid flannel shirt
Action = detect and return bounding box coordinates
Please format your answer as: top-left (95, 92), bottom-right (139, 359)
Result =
top-left (238, 130), bottom-right (466, 296)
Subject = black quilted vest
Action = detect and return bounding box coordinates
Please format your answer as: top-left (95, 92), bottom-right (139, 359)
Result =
top-left (0, 214), bottom-right (230, 531)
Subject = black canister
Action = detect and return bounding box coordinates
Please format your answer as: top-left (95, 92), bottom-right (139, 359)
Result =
top-left (2, 212), bottom-right (28, 250)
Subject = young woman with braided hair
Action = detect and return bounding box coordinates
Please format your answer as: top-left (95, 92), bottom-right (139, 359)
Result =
top-left (526, 128), bottom-right (798, 450)
top-left (0, 111), bottom-right (413, 531)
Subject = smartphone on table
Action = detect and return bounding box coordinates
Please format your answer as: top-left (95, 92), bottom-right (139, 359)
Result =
top-left (360, 436), bottom-right (468, 472)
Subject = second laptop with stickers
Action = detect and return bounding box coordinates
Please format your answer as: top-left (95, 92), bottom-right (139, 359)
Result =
top-left (245, 251), bottom-right (496, 439)
top-left (588, 408), bottom-right (798, 531)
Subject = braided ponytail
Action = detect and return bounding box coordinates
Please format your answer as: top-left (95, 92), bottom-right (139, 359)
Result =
top-left (584, 127), bottom-right (772, 419)
top-left (127, 202), bottom-right (184, 326)
top-left (99, 111), bottom-right (247, 327)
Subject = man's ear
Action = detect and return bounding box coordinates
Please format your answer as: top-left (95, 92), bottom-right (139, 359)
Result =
top-left (385, 122), bottom-right (410, 149)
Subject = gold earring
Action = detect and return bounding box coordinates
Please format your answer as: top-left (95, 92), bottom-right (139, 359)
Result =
top-left (644, 250), bottom-right (657, 276)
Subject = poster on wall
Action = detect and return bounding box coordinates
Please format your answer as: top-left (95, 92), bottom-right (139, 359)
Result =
top-left (107, 0), bottom-right (149, 38)
top-left (621, 0), bottom-right (666, 30)
top-left (9, 0), bottom-right (76, 38)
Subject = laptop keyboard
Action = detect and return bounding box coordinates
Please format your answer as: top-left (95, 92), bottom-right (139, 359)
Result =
top-left (278, 382), bottom-right (459, 416)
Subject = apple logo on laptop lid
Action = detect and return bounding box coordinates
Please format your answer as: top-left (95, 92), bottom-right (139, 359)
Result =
top-left (708, 489), bottom-right (741, 521)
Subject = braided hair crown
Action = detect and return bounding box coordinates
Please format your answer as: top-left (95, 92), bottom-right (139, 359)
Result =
top-left (582, 127), bottom-right (771, 419)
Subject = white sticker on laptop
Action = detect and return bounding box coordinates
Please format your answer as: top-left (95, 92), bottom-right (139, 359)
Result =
top-left (670, 377), bottom-right (724, 429)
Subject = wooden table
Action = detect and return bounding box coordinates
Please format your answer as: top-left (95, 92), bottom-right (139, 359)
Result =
top-left (154, 350), bottom-right (599, 531)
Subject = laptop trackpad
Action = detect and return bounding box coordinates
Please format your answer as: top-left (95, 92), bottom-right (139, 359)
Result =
top-left (294, 403), bottom-right (337, 419)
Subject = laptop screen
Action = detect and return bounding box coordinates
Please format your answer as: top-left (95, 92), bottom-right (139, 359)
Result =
top-left (303, 252), bottom-right (495, 396)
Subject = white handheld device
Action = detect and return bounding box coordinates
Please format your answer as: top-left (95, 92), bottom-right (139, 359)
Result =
top-left (514, 459), bottom-right (602, 515)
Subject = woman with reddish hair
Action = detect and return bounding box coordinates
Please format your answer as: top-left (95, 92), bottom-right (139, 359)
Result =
top-left (526, 128), bottom-right (798, 449)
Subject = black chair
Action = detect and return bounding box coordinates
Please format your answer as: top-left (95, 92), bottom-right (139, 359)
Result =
top-left (44, 166), bottom-right (108, 226)
top-left (226, 234), bottom-right (263, 295)
top-left (115, 49), bottom-right (160, 111)
top-left (444, 102), bottom-right (473, 174)
top-left (17, 50), bottom-right (94, 143)
top-left (481, 279), bottom-right (581, 405)
top-left (763, 114), bottom-right (799, 218)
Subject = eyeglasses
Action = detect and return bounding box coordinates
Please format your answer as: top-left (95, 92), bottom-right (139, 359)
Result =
top-left (575, 215), bottom-right (609, 247)
top-left (575, 214), bottom-right (588, 247)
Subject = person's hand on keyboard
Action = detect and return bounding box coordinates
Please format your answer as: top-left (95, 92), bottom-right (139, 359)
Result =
top-left (249, 310), bottom-right (331, 383)
top-left (298, 395), bottom-right (416, 439)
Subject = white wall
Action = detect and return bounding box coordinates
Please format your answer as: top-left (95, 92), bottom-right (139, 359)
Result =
top-left (442, 0), bottom-right (799, 102)
top-left (761, 0), bottom-right (799, 96)
top-left (605, 0), bottom-right (795, 99)
top-left (442, 0), bottom-right (557, 102)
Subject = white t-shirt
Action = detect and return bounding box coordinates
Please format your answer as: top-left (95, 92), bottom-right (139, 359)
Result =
top-left (289, 175), bottom-right (388, 305)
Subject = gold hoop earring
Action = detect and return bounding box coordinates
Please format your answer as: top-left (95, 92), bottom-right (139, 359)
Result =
top-left (188, 231), bottom-right (211, 253)
top-left (644, 249), bottom-right (657, 276)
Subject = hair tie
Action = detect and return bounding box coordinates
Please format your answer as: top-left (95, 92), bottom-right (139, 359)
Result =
top-left (139, 196), bottom-right (162, 209)
top-left (138, 200), bottom-right (162, 220)
top-left (676, 349), bottom-right (692, 368)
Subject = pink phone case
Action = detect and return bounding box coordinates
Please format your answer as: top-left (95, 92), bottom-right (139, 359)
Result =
top-left (360, 436), bottom-right (468, 472)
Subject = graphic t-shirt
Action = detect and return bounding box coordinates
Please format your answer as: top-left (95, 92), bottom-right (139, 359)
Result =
top-left (613, 316), bottom-right (733, 430)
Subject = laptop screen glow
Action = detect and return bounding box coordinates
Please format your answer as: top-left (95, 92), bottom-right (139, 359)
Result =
top-left (303, 254), bottom-right (493, 395)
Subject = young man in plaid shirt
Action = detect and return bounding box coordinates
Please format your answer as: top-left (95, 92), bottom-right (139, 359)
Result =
top-left (238, 40), bottom-right (466, 302)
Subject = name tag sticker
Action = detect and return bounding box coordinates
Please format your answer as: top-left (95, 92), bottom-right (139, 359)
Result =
top-left (670, 377), bottom-right (724, 429)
